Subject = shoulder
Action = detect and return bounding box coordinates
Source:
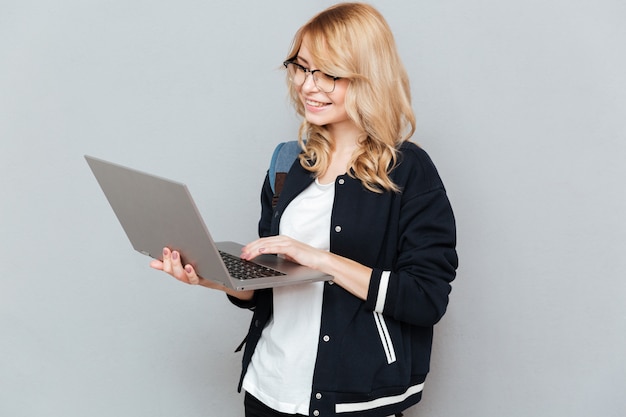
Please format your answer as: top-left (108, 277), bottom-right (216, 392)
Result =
top-left (393, 141), bottom-right (445, 195)
top-left (396, 141), bottom-right (435, 166)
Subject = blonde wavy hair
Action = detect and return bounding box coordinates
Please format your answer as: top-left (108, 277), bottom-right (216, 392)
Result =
top-left (285, 2), bottom-right (416, 193)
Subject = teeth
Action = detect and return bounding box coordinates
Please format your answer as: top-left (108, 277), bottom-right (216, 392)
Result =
top-left (306, 99), bottom-right (328, 108)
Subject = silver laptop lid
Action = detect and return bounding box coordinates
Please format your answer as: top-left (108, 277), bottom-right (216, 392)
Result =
top-left (85, 155), bottom-right (233, 287)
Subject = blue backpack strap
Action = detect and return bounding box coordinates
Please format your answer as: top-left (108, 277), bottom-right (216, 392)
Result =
top-left (269, 140), bottom-right (301, 193)
top-left (268, 140), bottom-right (302, 208)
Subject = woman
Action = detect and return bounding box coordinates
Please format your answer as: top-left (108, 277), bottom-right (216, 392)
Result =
top-left (151, 3), bottom-right (458, 416)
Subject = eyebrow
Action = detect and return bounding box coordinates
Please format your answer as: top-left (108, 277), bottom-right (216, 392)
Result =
top-left (295, 55), bottom-right (310, 66)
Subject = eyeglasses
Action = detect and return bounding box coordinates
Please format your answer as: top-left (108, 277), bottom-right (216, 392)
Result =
top-left (283, 60), bottom-right (340, 93)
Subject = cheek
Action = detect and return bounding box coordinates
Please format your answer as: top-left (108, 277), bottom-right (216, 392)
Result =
top-left (332, 93), bottom-right (348, 116)
top-left (331, 83), bottom-right (349, 107)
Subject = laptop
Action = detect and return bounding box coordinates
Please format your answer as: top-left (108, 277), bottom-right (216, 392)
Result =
top-left (84, 155), bottom-right (331, 291)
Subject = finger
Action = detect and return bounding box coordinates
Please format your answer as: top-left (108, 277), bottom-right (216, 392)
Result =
top-left (241, 244), bottom-right (270, 260)
top-left (149, 259), bottom-right (164, 270)
top-left (283, 254), bottom-right (297, 263)
top-left (161, 247), bottom-right (172, 273)
top-left (169, 250), bottom-right (189, 281)
top-left (183, 263), bottom-right (201, 285)
top-left (241, 238), bottom-right (264, 257)
top-left (241, 237), bottom-right (287, 259)
top-left (241, 242), bottom-right (260, 260)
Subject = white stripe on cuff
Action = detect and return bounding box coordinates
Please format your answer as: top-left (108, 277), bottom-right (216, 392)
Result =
top-left (375, 271), bottom-right (391, 313)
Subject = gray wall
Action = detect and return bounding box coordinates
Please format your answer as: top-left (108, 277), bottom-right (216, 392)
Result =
top-left (1, 1), bottom-right (624, 416)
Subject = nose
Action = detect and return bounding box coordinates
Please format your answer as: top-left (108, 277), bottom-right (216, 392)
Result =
top-left (300, 72), bottom-right (319, 93)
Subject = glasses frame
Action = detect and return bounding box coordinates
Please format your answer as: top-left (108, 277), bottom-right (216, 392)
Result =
top-left (283, 60), bottom-right (340, 93)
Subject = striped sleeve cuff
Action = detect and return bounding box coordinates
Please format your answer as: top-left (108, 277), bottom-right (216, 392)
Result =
top-left (374, 271), bottom-right (391, 313)
top-left (366, 269), bottom-right (391, 314)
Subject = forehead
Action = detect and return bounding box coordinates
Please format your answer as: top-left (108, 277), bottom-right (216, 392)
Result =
top-left (296, 34), bottom-right (330, 71)
top-left (295, 38), bottom-right (315, 65)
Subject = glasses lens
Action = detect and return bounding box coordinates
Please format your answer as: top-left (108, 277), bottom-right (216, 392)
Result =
top-left (287, 63), bottom-right (306, 85)
top-left (314, 72), bottom-right (335, 93)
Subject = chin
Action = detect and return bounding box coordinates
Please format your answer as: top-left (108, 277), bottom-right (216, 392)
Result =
top-left (304, 114), bottom-right (329, 126)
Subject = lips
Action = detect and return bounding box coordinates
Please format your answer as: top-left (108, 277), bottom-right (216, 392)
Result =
top-left (305, 98), bottom-right (330, 108)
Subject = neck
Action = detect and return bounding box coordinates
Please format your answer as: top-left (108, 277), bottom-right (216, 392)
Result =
top-left (316, 121), bottom-right (362, 184)
top-left (327, 120), bottom-right (362, 154)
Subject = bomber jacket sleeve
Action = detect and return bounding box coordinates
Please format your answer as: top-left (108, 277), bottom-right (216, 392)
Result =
top-left (364, 145), bottom-right (458, 327)
top-left (226, 173), bottom-right (274, 310)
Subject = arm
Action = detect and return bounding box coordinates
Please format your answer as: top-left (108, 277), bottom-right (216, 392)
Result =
top-left (365, 187), bottom-right (458, 326)
top-left (241, 237), bottom-right (372, 300)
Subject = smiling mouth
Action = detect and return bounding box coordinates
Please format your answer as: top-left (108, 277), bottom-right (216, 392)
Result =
top-left (305, 99), bottom-right (330, 108)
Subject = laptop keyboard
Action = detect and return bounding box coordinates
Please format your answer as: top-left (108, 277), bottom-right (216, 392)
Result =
top-left (219, 251), bottom-right (286, 280)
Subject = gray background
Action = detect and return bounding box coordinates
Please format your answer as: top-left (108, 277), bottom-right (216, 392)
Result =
top-left (1, 0), bottom-right (624, 416)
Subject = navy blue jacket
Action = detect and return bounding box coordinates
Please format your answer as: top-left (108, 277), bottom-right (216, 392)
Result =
top-left (230, 141), bottom-right (458, 417)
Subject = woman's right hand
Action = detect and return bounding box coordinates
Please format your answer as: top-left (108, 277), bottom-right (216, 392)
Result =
top-left (150, 247), bottom-right (254, 300)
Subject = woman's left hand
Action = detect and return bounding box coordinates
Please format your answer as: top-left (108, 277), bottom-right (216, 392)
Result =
top-left (241, 235), bottom-right (324, 271)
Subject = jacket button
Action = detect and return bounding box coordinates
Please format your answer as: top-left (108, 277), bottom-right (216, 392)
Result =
top-left (334, 225), bottom-right (342, 233)
top-left (322, 335), bottom-right (330, 342)
top-left (316, 392), bottom-right (322, 400)
top-left (338, 178), bottom-right (345, 185)
top-left (313, 411), bottom-right (320, 416)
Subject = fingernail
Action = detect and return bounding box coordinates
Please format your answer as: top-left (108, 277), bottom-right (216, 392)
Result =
top-left (185, 265), bottom-right (192, 273)
top-left (172, 251), bottom-right (179, 260)
top-left (163, 248), bottom-right (169, 256)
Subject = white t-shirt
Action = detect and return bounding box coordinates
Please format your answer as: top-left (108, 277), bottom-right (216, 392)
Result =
top-left (242, 178), bottom-right (335, 414)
